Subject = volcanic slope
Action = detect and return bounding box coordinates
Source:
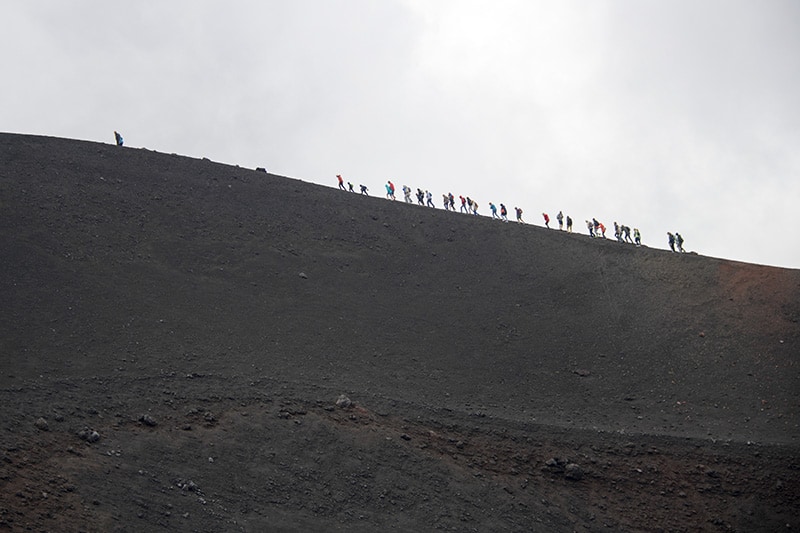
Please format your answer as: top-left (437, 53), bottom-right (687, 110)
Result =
top-left (1, 133), bottom-right (798, 532)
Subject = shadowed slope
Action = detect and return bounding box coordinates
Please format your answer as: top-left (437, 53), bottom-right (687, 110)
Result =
top-left (1, 133), bottom-right (798, 532)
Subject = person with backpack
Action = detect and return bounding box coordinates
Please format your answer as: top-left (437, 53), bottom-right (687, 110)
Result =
top-left (667, 232), bottom-right (675, 251)
top-left (426, 190), bottom-right (434, 207)
top-left (448, 193), bottom-right (455, 210)
top-left (499, 203), bottom-right (508, 222)
top-left (542, 213), bottom-right (550, 228)
top-left (515, 207), bottom-right (524, 223)
top-left (566, 215), bottom-right (572, 232)
top-left (557, 211), bottom-right (564, 230)
top-left (337, 174), bottom-right (346, 190)
top-left (460, 196), bottom-right (468, 213)
top-left (675, 233), bottom-right (685, 252)
top-left (347, 181), bottom-right (355, 193)
top-left (633, 228), bottom-right (641, 246)
top-left (403, 185), bottom-right (412, 203)
top-left (489, 202), bottom-right (499, 219)
top-left (114, 131), bottom-right (124, 146)
top-left (360, 184), bottom-right (369, 195)
top-left (386, 182), bottom-right (395, 200)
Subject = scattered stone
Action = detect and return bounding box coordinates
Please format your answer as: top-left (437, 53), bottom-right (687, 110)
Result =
top-left (574, 369), bottom-right (591, 377)
top-left (77, 428), bottom-right (100, 443)
top-left (139, 414), bottom-right (157, 427)
top-left (699, 331), bottom-right (706, 337)
top-left (336, 394), bottom-right (352, 408)
top-left (255, 167), bottom-right (267, 173)
top-left (298, 272), bottom-right (308, 279)
top-left (564, 463), bottom-right (584, 480)
top-left (34, 417), bottom-right (49, 431)
top-left (400, 433), bottom-right (411, 441)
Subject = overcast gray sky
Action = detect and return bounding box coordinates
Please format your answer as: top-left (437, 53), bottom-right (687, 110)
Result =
top-left (3, 1), bottom-right (798, 268)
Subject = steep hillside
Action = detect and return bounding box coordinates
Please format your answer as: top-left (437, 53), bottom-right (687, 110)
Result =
top-left (1, 133), bottom-right (798, 532)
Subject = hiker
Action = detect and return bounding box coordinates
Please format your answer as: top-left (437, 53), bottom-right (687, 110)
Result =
top-left (557, 211), bottom-right (564, 230)
top-left (360, 184), bottom-right (369, 195)
top-left (623, 225), bottom-right (633, 244)
top-left (386, 182), bottom-right (396, 200)
top-left (489, 202), bottom-right (499, 219)
top-left (592, 218), bottom-right (600, 236)
top-left (337, 174), bottom-right (346, 190)
top-left (675, 233), bottom-right (685, 252)
top-left (667, 232), bottom-right (675, 251)
top-left (543, 213), bottom-right (550, 228)
top-left (460, 196), bottom-right (468, 213)
top-left (472, 201), bottom-right (479, 215)
top-left (114, 131), bottom-right (124, 146)
top-left (426, 190), bottom-right (434, 207)
top-left (403, 185), bottom-right (412, 203)
top-left (448, 193), bottom-right (455, 210)
top-left (515, 207), bottom-right (524, 223)
top-left (500, 203), bottom-right (508, 222)
top-left (566, 215), bottom-right (572, 232)
top-left (347, 182), bottom-right (355, 193)
top-left (586, 220), bottom-right (595, 238)
top-left (598, 222), bottom-right (606, 238)
top-left (417, 188), bottom-right (425, 205)
top-left (442, 194), bottom-right (450, 210)
top-left (633, 228), bottom-right (641, 246)
top-left (614, 222), bottom-right (623, 242)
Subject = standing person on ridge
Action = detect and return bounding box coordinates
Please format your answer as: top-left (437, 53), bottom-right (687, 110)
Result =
top-left (633, 228), bottom-right (641, 246)
top-left (337, 174), bottom-right (346, 190)
top-left (557, 211), bottom-right (564, 230)
top-left (542, 213), bottom-right (550, 228)
top-left (114, 131), bottom-right (124, 146)
top-left (586, 220), bottom-right (595, 237)
top-left (566, 215), bottom-right (573, 232)
top-left (515, 207), bottom-right (524, 223)
top-left (667, 232), bottom-right (675, 251)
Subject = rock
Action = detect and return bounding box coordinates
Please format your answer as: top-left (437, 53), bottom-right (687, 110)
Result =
top-left (78, 427), bottom-right (101, 443)
top-left (299, 272), bottom-right (308, 279)
top-left (139, 414), bottom-right (157, 427)
top-left (574, 369), bottom-right (591, 377)
top-left (564, 463), bottom-right (584, 480)
top-left (336, 394), bottom-right (352, 408)
top-left (255, 167), bottom-right (267, 173)
top-left (34, 417), bottom-right (49, 431)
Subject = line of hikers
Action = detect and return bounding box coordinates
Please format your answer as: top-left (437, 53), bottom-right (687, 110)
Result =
top-left (335, 175), bottom-right (694, 252)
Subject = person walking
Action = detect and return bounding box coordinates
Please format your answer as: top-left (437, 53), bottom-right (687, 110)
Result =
top-left (448, 193), bottom-right (455, 210)
top-left (460, 195), bottom-right (468, 213)
top-left (586, 220), bottom-right (595, 238)
top-left (675, 233), bottom-right (685, 252)
top-left (114, 131), bottom-right (124, 146)
top-left (633, 228), bottom-right (641, 246)
top-left (386, 182), bottom-right (396, 200)
top-left (566, 215), bottom-right (573, 232)
top-left (667, 232), bottom-right (675, 251)
top-left (542, 213), bottom-right (550, 228)
top-left (347, 182), bottom-right (355, 193)
top-left (360, 184), bottom-right (369, 195)
top-left (426, 190), bottom-right (434, 207)
top-left (500, 203), bottom-right (508, 222)
top-left (489, 202), bottom-right (499, 219)
top-left (337, 174), bottom-right (346, 190)
top-left (442, 194), bottom-right (450, 210)
top-left (515, 207), bottom-right (524, 223)
top-left (403, 185), bottom-right (413, 203)
top-left (417, 188), bottom-right (425, 205)
top-left (623, 225), bottom-right (633, 243)
top-left (557, 211), bottom-right (564, 230)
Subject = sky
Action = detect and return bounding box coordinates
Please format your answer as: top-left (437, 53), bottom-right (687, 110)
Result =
top-left (2, 1), bottom-right (798, 268)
